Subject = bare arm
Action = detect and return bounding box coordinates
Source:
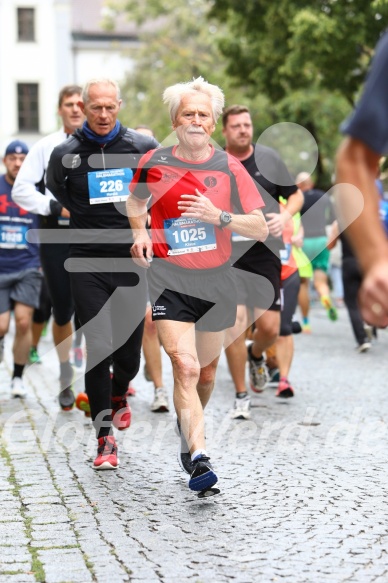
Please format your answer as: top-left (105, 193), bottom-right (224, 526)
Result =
top-left (265, 188), bottom-right (304, 237)
top-left (177, 189), bottom-right (268, 241)
top-left (126, 193), bottom-right (152, 268)
top-left (336, 137), bottom-right (388, 326)
top-left (326, 220), bottom-right (339, 250)
top-left (335, 138), bottom-right (386, 269)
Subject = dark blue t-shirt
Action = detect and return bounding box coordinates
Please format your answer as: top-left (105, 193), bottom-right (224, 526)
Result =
top-left (341, 31), bottom-right (388, 154)
top-left (0, 174), bottom-right (40, 274)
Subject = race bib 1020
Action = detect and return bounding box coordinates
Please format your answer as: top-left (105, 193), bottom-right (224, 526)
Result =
top-left (0, 224), bottom-right (28, 249)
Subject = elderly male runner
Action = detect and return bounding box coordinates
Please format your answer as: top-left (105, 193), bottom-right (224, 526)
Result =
top-left (127, 77), bottom-right (268, 496)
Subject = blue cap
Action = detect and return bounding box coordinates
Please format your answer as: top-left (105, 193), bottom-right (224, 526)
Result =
top-left (5, 140), bottom-right (29, 156)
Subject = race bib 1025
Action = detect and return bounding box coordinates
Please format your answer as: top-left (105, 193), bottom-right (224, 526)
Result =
top-left (164, 217), bottom-right (217, 256)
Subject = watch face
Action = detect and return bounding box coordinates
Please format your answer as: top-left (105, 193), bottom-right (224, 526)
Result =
top-left (221, 211), bottom-right (232, 224)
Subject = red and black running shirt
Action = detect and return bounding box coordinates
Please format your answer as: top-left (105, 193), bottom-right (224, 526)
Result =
top-left (130, 145), bottom-right (264, 269)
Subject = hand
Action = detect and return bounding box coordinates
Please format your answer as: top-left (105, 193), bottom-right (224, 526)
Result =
top-left (265, 212), bottom-right (288, 238)
top-left (359, 259), bottom-right (388, 327)
top-left (130, 231), bottom-right (153, 268)
top-left (291, 233), bottom-right (304, 248)
top-left (177, 189), bottom-right (220, 225)
top-left (61, 207), bottom-right (70, 218)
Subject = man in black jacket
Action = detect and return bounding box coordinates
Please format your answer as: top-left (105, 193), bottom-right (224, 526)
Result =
top-left (46, 78), bottom-right (159, 470)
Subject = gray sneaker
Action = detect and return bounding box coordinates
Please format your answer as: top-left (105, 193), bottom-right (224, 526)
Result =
top-left (247, 345), bottom-right (269, 392)
top-left (231, 395), bottom-right (251, 420)
top-left (150, 387), bottom-right (169, 412)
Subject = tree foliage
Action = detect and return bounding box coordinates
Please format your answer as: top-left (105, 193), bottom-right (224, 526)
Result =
top-left (208, 0), bottom-right (388, 106)
top-left (105, 0), bottom-right (266, 144)
top-left (105, 0), bottom-right (388, 184)
top-left (206, 0), bottom-right (388, 185)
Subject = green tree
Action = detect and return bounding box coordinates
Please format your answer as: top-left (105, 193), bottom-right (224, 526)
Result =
top-left (206, 0), bottom-right (388, 185)
top-left (208, 0), bottom-right (388, 105)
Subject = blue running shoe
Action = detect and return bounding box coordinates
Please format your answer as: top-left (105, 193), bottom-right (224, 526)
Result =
top-left (189, 455), bottom-right (218, 492)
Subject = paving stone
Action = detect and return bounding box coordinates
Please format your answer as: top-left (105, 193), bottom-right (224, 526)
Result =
top-left (1, 307), bottom-right (388, 582)
top-left (37, 548), bottom-right (92, 583)
top-left (0, 576), bottom-right (35, 583)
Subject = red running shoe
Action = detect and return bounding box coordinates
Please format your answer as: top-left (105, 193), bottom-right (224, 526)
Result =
top-left (93, 435), bottom-right (119, 470)
top-left (110, 371), bottom-right (136, 397)
top-left (276, 377), bottom-right (294, 399)
top-left (111, 395), bottom-right (132, 430)
top-left (126, 382), bottom-right (136, 397)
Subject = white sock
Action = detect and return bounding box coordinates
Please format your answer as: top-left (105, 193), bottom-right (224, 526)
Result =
top-left (191, 449), bottom-right (207, 462)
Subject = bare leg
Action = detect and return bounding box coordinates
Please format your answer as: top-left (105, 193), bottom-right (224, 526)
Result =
top-left (13, 303), bottom-right (34, 365)
top-left (156, 320), bottom-right (223, 453)
top-left (314, 269), bottom-right (331, 298)
top-left (52, 321), bottom-right (73, 363)
top-left (224, 305), bottom-right (248, 395)
top-left (31, 321), bottom-right (45, 348)
top-left (251, 308), bottom-right (280, 359)
top-left (275, 335), bottom-right (294, 380)
top-left (196, 329), bottom-right (225, 408)
top-left (298, 277), bottom-right (310, 320)
top-left (142, 307), bottom-right (163, 389)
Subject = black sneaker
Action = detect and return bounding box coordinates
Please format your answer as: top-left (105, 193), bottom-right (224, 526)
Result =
top-left (176, 419), bottom-right (192, 474)
top-left (189, 455), bottom-right (218, 492)
top-left (59, 386), bottom-right (75, 410)
top-left (268, 367), bottom-right (280, 386)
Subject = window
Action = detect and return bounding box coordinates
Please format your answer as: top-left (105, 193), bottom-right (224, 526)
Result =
top-left (17, 83), bottom-right (39, 131)
top-left (17, 7), bottom-right (35, 41)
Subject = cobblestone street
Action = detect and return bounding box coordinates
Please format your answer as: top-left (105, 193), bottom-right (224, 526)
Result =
top-left (1, 304), bottom-right (388, 583)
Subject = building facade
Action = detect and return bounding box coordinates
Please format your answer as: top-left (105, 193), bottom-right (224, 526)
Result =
top-left (0, 0), bottom-right (139, 155)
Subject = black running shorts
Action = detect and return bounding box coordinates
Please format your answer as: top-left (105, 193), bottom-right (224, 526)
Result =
top-left (232, 243), bottom-right (281, 311)
top-left (147, 259), bottom-right (237, 332)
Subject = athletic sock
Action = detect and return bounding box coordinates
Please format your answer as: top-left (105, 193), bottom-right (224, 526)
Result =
top-left (248, 344), bottom-right (263, 362)
top-left (13, 363), bottom-right (25, 379)
top-left (236, 391), bottom-right (248, 399)
top-left (191, 449), bottom-right (207, 462)
top-left (60, 360), bottom-right (73, 386)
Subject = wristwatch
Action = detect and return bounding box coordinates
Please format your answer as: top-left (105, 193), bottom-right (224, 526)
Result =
top-left (219, 210), bottom-right (232, 229)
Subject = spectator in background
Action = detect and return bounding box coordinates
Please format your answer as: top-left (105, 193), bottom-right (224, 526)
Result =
top-left (0, 140), bottom-right (42, 398)
top-left (296, 172), bottom-right (337, 332)
top-left (328, 231), bottom-right (344, 308)
top-left (12, 84), bottom-right (84, 410)
top-left (328, 221), bottom-right (374, 352)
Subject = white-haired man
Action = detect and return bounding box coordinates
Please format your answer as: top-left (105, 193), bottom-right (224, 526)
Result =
top-left (46, 78), bottom-right (159, 471)
top-left (127, 77), bottom-right (268, 496)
